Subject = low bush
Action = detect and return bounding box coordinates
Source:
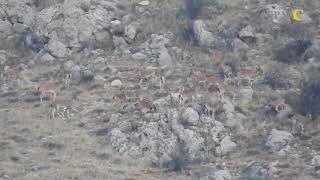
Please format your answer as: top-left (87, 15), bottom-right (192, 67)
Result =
top-left (264, 64), bottom-right (292, 90)
top-left (274, 40), bottom-right (312, 63)
top-left (300, 67), bottom-right (320, 118)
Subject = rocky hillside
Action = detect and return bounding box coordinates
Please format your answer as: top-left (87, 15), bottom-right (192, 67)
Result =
top-left (1, 0), bottom-right (320, 179)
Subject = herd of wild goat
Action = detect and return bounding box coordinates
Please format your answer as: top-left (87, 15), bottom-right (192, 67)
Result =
top-left (0, 49), bottom-right (288, 122)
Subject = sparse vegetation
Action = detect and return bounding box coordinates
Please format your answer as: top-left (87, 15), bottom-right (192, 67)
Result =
top-left (2, 0), bottom-right (320, 179)
top-left (167, 142), bottom-right (190, 171)
top-left (274, 40), bottom-right (312, 63)
top-left (264, 64), bottom-right (292, 90)
top-left (300, 67), bottom-right (320, 118)
top-left (33, 0), bottom-right (65, 9)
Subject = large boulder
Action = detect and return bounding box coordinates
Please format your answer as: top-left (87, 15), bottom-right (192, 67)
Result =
top-left (94, 30), bottom-right (113, 50)
top-left (124, 23), bottom-right (138, 43)
top-left (266, 129), bottom-right (293, 152)
top-left (108, 128), bottom-right (129, 154)
top-left (33, 0), bottom-right (122, 50)
top-left (0, 21), bottom-right (12, 39)
top-left (179, 129), bottom-right (205, 161)
top-left (216, 136), bottom-right (237, 156)
top-left (157, 47), bottom-right (172, 68)
top-left (181, 108), bottom-right (200, 126)
top-left (312, 155), bottom-right (320, 168)
top-left (4, 0), bottom-right (36, 26)
top-left (47, 39), bottom-right (67, 58)
top-left (239, 25), bottom-right (256, 43)
top-left (193, 20), bottom-right (214, 47)
top-left (150, 34), bottom-right (172, 67)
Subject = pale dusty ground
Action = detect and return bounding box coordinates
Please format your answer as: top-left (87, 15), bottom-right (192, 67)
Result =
top-left (0, 98), bottom-right (191, 180)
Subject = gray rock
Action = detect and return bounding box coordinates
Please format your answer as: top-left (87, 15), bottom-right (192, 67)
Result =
top-left (223, 99), bottom-right (235, 114)
top-left (108, 129), bottom-right (128, 154)
top-left (113, 36), bottom-right (129, 52)
top-left (149, 34), bottom-right (172, 67)
top-left (239, 25), bottom-right (255, 40)
top-left (80, 0), bottom-right (91, 12)
top-left (239, 88), bottom-right (253, 105)
top-left (179, 129), bottom-right (205, 161)
top-left (232, 38), bottom-right (249, 52)
top-left (48, 39), bottom-right (67, 58)
top-left (275, 105), bottom-right (292, 120)
top-left (193, 20), bottom-right (214, 47)
top-left (153, 96), bottom-right (171, 113)
top-left (124, 24), bottom-right (137, 42)
top-left (94, 75), bottom-right (106, 86)
top-left (157, 47), bottom-right (172, 68)
top-left (181, 108), bottom-right (200, 126)
top-left (111, 79), bottom-right (122, 87)
top-left (94, 30), bottom-right (113, 50)
top-left (210, 120), bottom-right (226, 143)
top-left (12, 23), bottom-right (28, 33)
top-left (0, 21), bottom-right (12, 38)
top-left (80, 66), bottom-right (94, 82)
top-left (33, 0), bottom-right (118, 50)
top-left (138, 0), bottom-right (150, 6)
top-left (71, 65), bottom-right (81, 79)
top-left (4, 1), bottom-right (35, 26)
top-left (266, 129), bottom-right (293, 152)
top-left (39, 53), bottom-right (55, 64)
top-left (299, 11), bottom-right (313, 24)
top-left (256, 33), bottom-right (273, 48)
top-left (17, 76), bottom-right (37, 90)
top-left (216, 136), bottom-right (237, 156)
top-left (312, 155), bottom-right (320, 168)
top-left (150, 34), bottom-right (170, 49)
top-left (64, 60), bottom-right (75, 70)
top-left (132, 52), bottom-right (147, 60)
top-left (213, 170), bottom-right (232, 180)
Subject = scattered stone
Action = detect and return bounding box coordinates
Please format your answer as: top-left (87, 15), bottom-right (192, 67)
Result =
top-left (138, 0), bottom-right (150, 6)
top-left (213, 170), bottom-right (232, 180)
top-left (111, 79), bottom-right (122, 87)
top-left (132, 52), bottom-right (147, 60)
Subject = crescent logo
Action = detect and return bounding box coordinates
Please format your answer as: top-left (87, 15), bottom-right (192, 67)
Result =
top-left (291, 8), bottom-right (304, 21)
